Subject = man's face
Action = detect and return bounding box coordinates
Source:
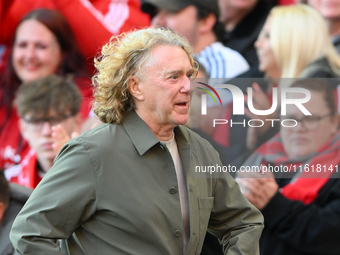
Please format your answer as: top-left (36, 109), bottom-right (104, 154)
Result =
top-left (309, 0), bottom-right (340, 20)
top-left (20, 110), bottom-right (81, 161)
top-left (281, 91), bottom-right (338, 159)
top-left (133, 45), bottom-right (195, 131)
top-left (151, 6), bottom-right (200, 49)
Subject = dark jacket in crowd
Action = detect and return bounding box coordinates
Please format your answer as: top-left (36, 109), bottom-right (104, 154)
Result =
top-left (0, 184), bottom-right (32, 255)
top-left (260, 172), bottom-right (340, 255)
top-left (223, 0), bottom-right (271, 67)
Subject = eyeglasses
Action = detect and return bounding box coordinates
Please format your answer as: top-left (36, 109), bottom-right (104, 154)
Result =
top-left (281, 113), bottom-right (333, 130)
top-left (23, 114), bottom-right (74, 132)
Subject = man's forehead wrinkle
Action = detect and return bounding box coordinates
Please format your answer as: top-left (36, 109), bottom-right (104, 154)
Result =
top-left (166, 69), bottom-right (183, 75)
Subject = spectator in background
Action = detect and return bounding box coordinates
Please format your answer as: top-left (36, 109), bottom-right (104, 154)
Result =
top-left (237, 79), bottom-right (340, 255)
top-left (219, 0), bottom-right (271, 67)
top-left (256, 4), bottom-right (340, 79)
top-left (244, 4), bottom-right (340, 151)
top-left (0, 0), bottom-right (150, 72)
top-left (0, 171), bottom-right (32, 255)
top-left (202, 4), bottom-right (340, 169)
top-left (0, 9), bottom-right (92, 171)
top-left (5, 75), bottom-right (82, 189)
top-left (309, 0), bottom-right (340, 54)
top-left (141, 0), bottom-right (250, 79)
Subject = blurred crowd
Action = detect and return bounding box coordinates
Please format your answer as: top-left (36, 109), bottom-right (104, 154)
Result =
top-left (1, 0), bottom-right (340, 254)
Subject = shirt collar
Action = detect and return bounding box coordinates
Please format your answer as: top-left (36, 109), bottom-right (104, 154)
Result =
top-left (121, 110), bottom-right (190, 156)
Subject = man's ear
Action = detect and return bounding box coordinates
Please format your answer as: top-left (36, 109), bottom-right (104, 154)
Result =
top-left (19, 118), bottom-right (28, 140)
top-left (198, 13), bottom-right (216, 34)
top-left (0, 202), bottom-right (6, 222)
top-left (128, 76), bottom-right (144, 101)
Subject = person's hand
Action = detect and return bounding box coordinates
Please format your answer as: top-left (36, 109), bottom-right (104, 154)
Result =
top-left (245, 83), bottom-right (276, 150)
top-left (52, 124), bottom-right (79, 155)
top-left (237, 177), bottom-right (278, 210)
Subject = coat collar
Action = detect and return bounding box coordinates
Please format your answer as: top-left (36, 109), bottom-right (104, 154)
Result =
top-left (121, 110), bottom-right (190, 156)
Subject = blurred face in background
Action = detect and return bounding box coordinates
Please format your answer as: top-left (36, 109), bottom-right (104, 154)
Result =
top-left (281, 90), bottom-right (338, 159)
top-left (12, 19), bottom-right (62, 83)
top-left (20, 110), bottom-right (81, 163)
top-left (309, 0), bottom-right (340, 20)
top-left (218, 0), bottom-right (258, 23)
top-left (255, 17), bottom-right (281, 78)
top-left (151, 6), bottom-right (200, 49)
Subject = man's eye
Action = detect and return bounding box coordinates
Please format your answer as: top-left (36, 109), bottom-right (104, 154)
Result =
top-left (282, 120), bottom-right (296, 125)
top-left (281, 116), bottom-right (295, 120)
top-left (172, 75), bottom-right (178, 79)
top-left (28, 120), bottom-right (43, 125)
top-left (304, 117), bottom-right (317, 123)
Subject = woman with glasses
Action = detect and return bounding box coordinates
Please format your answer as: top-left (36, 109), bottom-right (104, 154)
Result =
top-left (237, 79), bottom-right (340, 255)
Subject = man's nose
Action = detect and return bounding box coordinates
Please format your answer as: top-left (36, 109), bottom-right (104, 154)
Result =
top-left (41, 121), bottom-right (53, 135)
top-left (180, 76), bottom-right (191, 93)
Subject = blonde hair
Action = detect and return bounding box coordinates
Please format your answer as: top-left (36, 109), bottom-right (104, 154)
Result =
top-left (92, 27), bottom-right (197, 124)
top-left (269, 4), bottom-right (340, 78)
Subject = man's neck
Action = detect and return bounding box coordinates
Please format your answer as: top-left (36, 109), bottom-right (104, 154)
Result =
top-left (326, 18), bottom-right (340, 37)
top-left (134, 110), bottom-right (176, 141)
top-left (194, 32), bottom-right (217, 54)
top-left (149, 124), bottom-right (175, 142)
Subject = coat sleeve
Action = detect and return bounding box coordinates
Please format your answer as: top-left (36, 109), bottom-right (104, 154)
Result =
top-left (261, 180), bottom-right (340, 254)
top-left (10, 139), bottom-right (98, 254)
top-left (208, 174), bottom-right (264, 255)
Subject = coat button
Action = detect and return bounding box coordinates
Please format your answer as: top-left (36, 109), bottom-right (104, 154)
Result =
top-left (169, 187), bottom-right (177, 194)
top-left (174, 230), bottom-right (181, 237)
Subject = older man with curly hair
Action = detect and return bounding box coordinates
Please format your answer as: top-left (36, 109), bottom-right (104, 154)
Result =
top-left (10, 27), bottom-right (263, 255)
